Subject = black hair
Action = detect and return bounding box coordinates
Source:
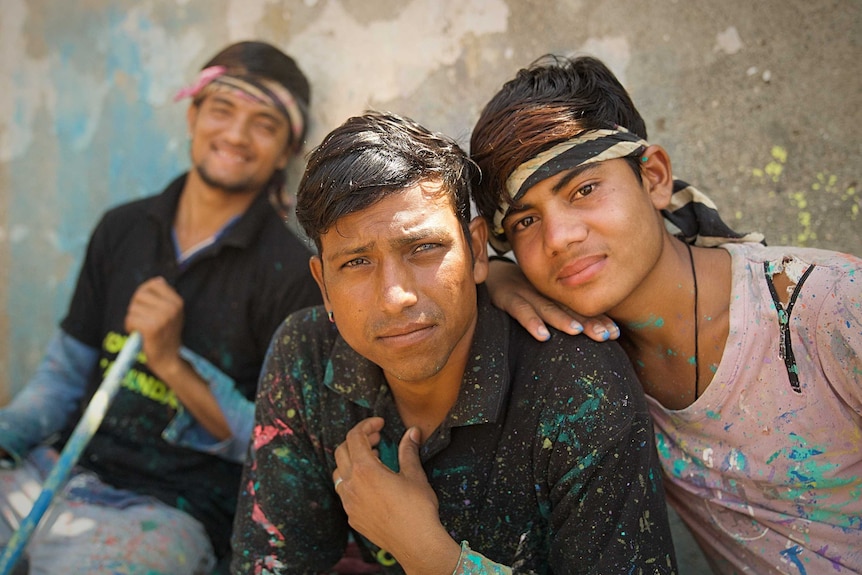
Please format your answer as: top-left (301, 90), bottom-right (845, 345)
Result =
top-left (296, 111), bottom-right (477, 254)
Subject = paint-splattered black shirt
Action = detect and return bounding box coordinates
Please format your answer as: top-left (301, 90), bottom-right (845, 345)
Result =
top-left (231, 287), bottom-right (677, 574)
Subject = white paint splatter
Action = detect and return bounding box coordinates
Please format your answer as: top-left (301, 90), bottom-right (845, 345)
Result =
top-left (702, 447), bottom-right (715, 468)
top-left (715, 26), bottom-right (743, 55)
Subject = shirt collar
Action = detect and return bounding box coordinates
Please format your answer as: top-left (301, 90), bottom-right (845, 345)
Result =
top-left (324, 285), bottom-right (511, 428)
top-left (148, 173), bottom-right (278, 250)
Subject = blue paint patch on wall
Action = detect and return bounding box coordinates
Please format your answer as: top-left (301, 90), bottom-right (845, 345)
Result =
top-left (6, 9), bottom-right (185, 395)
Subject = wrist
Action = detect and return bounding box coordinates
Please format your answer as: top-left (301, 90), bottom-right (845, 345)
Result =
top-left (396, 532), bottom-right (461, 575)
top-left (147, 352), bottom-right (190, 384)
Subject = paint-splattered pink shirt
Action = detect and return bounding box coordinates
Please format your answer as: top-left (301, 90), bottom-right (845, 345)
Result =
top-left (650, 242), bottom-right (862, 575)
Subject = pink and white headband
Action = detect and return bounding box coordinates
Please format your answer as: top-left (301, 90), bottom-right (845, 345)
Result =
top-left (174, 65), bottom-right (306, 148)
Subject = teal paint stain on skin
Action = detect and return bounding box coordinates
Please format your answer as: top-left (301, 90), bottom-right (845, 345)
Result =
top-left (140, 520), bottom-right (159, 532)
top-left (628, 316), bottom-right (666, 330)
top-left (706, 410), bottom-right (721, 420)
top-left (687, 355), bottom-right (697, 365)
top-left (672, 459), bottom-right (687, 476)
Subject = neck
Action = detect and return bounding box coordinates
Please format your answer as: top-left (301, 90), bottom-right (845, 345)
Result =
top-left (385, 323), bottom-right (475, 442)
top-left (174, 171), bottom-right (261, 252)
top-left (614, 238), bottom-right (731, 409)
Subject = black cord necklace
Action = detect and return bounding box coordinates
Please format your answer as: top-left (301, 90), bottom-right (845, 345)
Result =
top-left (685, 243), bottom-right (700, 400)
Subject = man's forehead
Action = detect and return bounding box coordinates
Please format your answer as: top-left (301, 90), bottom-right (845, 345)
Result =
top-left (204, 90), bottom-right (285, 120)
top-left (320, 184), bottom-right (458, 253)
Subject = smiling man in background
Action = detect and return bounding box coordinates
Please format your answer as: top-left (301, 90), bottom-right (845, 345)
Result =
top-left (0, 41), bottom-right (321, 574)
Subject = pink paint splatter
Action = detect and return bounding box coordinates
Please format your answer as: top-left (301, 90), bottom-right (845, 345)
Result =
top-left (252, 502), bottom-right (285, 542)
top-left (253, 419), bottom-right (294, 450)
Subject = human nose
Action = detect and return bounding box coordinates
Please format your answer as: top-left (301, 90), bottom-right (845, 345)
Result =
top-left (543, 209), bottom-right (588, 255)
top-left (376, 259), bottom-right (418, 314)
top-left (223, 115), bottom-right (251, 144)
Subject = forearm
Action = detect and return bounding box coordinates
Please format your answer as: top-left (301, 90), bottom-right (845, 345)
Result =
top-left (158, 347), bottom-right (255, 462)
top-left (149, 352), bottom-right (231, 441)
top-left (0, 330), bottom-right (96, 462)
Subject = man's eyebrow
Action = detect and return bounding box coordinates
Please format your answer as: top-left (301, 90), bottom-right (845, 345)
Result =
top-left (503, 163), bottom-right (602, 225)
top-left (551, 162), bottom-right (601, 193)
top-left (390, 227), bottom-right (452, 248)
top-left (209, 93), bottom-right (285, 124)
top-left (325, 226), bottom-right (453, 260)
top-left (208, 94), bottom-right (237, 107)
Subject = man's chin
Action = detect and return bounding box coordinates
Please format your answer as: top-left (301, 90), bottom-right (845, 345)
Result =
top-left (198, 173), bottom-right (259, 196)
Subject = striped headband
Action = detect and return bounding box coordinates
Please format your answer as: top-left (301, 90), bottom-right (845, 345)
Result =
top-left (490, 127), bottom-right (646, 253)
top-left (489, 127), bottom-right (764, 253)
top-left (174, 65), bottom-right (306, 149)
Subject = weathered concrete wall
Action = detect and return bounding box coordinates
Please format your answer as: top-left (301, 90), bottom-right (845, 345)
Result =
top-left (1, 0), bottom-right (860, 401)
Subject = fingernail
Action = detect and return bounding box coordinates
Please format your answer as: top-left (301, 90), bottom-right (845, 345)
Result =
top-left (537, 325), bottom-right (551, 341)
top-left (569, 322), bottom-right (584, 335)
top-left (593, 324), bottom-right (610, 341)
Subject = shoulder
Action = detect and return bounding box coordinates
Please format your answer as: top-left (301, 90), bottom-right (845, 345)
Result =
top-left (79, 194), bottom-right (167, 258)
top-left (272, 305), bottom-right (334, 351)
top-left (93, 195), bottom-right (159, 232)
top-left (505, 313), bottom-right (647, 415)
top-left (725, 242), bottom-right (861, 309)
top-left (510, 312), bottom-right (634, 375)
top-left (724, 242), bottom-right (861, 275)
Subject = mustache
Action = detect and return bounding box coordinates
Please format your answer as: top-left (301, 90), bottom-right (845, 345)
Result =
top-left (367, 308), bottom-right (444, 336)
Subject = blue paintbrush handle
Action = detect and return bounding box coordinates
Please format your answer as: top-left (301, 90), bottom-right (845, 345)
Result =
top-left (0, 331), bottom-right (142, 575)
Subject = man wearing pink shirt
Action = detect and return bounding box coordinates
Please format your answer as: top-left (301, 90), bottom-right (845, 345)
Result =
top-left (472, 54), bottom-right (862, 574)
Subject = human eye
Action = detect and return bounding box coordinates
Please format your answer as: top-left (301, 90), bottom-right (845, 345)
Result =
top-left (207, 101), bottom-right (231, 117)
top-left (511, 214), bottom-right (537, 232)
top-left (254, 118), bottom-right (279, 135)
top-left (414, 242), bottom-right (440, 254)
top-left (571, 182), bottom-right (595, 200)
top-left (341, 257), bottom-right (368, 269)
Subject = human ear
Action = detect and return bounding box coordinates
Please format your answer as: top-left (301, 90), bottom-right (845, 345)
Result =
top-left (309, 256), bottom-right (332, 311)
top-left (640, 145), bottom-right (674, 210)
top-left (468, 217), bottom-right (489, 284)
top-left (186, 104), bottom-right (199, 137)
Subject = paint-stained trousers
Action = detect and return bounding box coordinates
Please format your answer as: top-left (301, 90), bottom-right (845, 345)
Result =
top-left (0, 447), bottom-right (215, 575)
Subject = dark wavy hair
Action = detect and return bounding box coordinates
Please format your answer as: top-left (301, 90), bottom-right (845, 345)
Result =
top-left (470, 55), bottom-right (647, 231)
top-left (296, 111), bottom-right (477, 254)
